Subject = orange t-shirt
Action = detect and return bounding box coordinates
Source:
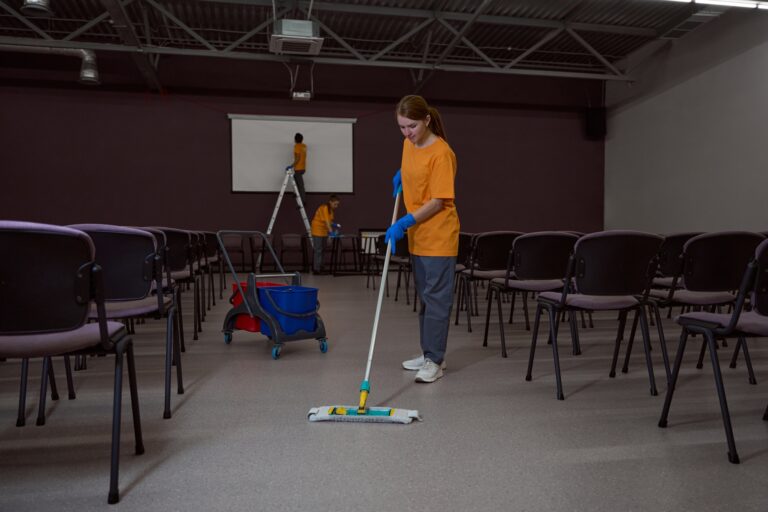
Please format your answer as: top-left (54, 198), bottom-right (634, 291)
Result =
top-left (401, 137), bottom-right (459, 256)
top-left (294, 143), bottom-right (307, 171)
top-left (311, 203), bottom-right (334, 237)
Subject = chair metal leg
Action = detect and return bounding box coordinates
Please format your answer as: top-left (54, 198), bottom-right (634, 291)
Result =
top-left (454, 276), bottom-right (464, 326)
top-left (496, 287), bottom-right (507, 358)
top-left (588, 311), bottom-right (594, 328)
top-left (173, 308), bottom-right (185, 396)
top-left (638, 306), bottom-right (658, 396)
top-left (108, 345), bottom-right (125, 504)
top-left (525, 303), bottom-right (543, 381)
top-left (659, 329), bottom-right (689, 428)
top-left (621, 310), bottom-right (639, 374)
top-left (696, 338), bottom-right (707, 369)
top-left (568, 311), bottom-right (580, 357)
top-left (36, 357), bottom-right (50, 426)
top-left (16, 358), bottom-right (29, 427)
top-left (649, 303), bottom-right (671, 382)
top-left (483, 285), bottom-right (493, 347)
top-left (703, 330), bottom-right (740, 463)
top-left (547, 306), bottom-right (565, 400)
top-left (522, 292), bottom-right (530, 331)
top-left (163, 308), bottom-right (174, 420)
top-left (610, 311), bottom-right (628, 378)
top-left (125, 342), bottom-right (145, 456)
top-left (64, 355), bottom-right (76, 400)
top-left (580, 310), bottom-right (586, 329)
top-left (508, 291), bottom-right (516, 325)
top-left (176, 287), bottom-right (186, 352)
top-left (729, 337), bottom-right (741, 369)
top-left (47, 356), bottom-right (59, 401)
top-left (738, 337), bottom-right (757, 385)
top-left (465, 278), bottom-right (473, 333)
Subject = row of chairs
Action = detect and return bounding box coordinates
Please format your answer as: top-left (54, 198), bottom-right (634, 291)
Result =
top-left (0, 221), bottom-right (223, 504)
top-left (457, 229), bottom-right (767, 465)
top-left (221, 232), bottom-right (360, 273)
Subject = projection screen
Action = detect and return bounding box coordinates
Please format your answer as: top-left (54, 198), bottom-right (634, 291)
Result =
top-left (229, 114), bottom-right (356, 193)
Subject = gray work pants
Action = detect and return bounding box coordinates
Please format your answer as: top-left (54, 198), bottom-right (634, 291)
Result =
top-left (313, 236), bottom-right (326, 272)
top-left (412, 255), bottom-right (456, 365)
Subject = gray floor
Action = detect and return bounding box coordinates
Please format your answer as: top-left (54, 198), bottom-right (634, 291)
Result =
top-left (1, 274), bottom-right (767, 511)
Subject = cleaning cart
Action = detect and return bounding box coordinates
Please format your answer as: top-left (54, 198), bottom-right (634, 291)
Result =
top-left (217, 230), bottom-right (328, 359)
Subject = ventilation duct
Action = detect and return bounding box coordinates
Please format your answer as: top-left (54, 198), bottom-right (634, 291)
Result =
top-left (21, 0), bottom-right (53, 17)
top-left (269, 19), bottom-right (323, 55)
top-left (0, 45), bottom-right (99, 85)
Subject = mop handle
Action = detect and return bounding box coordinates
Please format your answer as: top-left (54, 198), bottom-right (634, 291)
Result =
top-left (362, 191), bottom-right (402, 383)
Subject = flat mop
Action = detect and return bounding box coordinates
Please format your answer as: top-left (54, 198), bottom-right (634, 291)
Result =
top-left (308, 189), bottom-right (421, 424)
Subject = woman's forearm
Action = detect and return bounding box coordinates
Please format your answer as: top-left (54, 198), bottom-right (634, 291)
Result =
top-left (412, 198), bottom-right (444, 223)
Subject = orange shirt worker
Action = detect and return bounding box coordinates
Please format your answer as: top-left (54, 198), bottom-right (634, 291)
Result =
top-left (292, 133), bottom-right (308, 206)
top-left (386, 95), bottom-right (459, 384)
top-left (310, 195), bottom-right (340, 274)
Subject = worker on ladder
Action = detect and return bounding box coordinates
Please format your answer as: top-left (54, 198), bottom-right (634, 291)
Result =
top-left (292, 132), bottom-right (307, 206)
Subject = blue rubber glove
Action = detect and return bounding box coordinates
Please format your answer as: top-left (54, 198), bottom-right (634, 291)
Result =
top-left (392, 169), bottom-right (402, 198)
top-left (384, 214), bottom-right (416, 253)
top-left (331, 223), bottom-right (341, 230)
top-left (286, 164), bottom-right (294, 171)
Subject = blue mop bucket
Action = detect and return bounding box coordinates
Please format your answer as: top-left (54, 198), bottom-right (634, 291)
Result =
top-left (258, 285), bottom-right (318, 337)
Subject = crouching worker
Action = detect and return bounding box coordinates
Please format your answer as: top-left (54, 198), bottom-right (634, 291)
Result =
top-left (310, 195), bottom-right (341, 274)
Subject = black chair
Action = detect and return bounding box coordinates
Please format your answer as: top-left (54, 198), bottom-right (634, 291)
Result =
top-left (659, 238), bottom-right (768, 464)
top-left (652, 232), bottom-right (702, 293)
top-left (221, 233), bottom-right (246, 272)
top-left (280, 233), bottom-right (309, 272)
top-left (71, 224), bottom-right (184, 419)
top-left (526, 230), bottom-right (665, 400)
top-left (484, 232), bottom-right (578, 357)
top-left (634, 232), bottom-right (765, 380)
top-left (156, 227), bottom-right (201, 342)
top-left (0, 221), bottom-right (143, 504)
top-left (250, 233), bottom-right (276, 272)
top-left (455, 231), bottom-right (522, 332)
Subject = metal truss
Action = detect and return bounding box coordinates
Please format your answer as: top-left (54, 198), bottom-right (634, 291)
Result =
top-left (0, 0), bottom-right (708, 87)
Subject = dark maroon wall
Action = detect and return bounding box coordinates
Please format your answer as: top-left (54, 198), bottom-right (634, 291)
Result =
top-left (0, 83), bottom-right (603, 237)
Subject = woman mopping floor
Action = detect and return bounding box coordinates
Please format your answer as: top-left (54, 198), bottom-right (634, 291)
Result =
top-left (308, 95), bottom-right (459, 424)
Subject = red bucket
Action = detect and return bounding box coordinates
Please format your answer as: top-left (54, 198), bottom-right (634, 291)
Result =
top-left (231, 282), bottom-right (283, 332)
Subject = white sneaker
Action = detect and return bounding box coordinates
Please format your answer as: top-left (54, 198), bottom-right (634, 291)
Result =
top-left (402, 355), bottom-right (447, 371)
top-left (415, 359), bottom-right (444, 383)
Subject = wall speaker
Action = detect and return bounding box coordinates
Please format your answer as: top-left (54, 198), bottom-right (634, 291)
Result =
top-left (584, 107), bottom-right (606, 140)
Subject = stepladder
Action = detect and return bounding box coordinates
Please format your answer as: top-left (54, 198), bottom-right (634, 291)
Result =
top-left (258, 167), bottom-right (313, 269)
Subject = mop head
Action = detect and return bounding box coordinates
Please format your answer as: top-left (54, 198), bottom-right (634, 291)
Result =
top-left (308, 406), bottom-right (421, 424)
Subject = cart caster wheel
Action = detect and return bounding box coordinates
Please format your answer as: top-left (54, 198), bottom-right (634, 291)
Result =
top-left (271, 346), bottom-right (282, 360)
top-left (224, 332), bottom-right (233, 344)
top-left (319, 339), bottom-right (328, 353)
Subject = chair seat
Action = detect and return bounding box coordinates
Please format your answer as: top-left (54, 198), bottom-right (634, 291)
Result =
top-left (490, 277), bottom-right (563, 292)
top-left (0, 322), bottom-right (127, 358)
top-left (89, 296), bottom-right (173, 319)
top-left (538, 291), bottom-right (638, 310)
top-left (171, 269), bottom-right (192, 280)
top-left (463, 269), bottom-right (507, 280)
top-left (649, 288), bottom-right (735, 305)
top-left (677, 311), bottom-right (768, 336)
top-left (652, 276), bottom-right (679, 288)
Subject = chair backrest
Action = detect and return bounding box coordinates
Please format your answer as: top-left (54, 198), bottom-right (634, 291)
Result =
top-left (222, 233), bottom-right (243, 251)
top-left (70, 224), bottom-right (158, 302)
top-left (512, 231), bottom-right (578, 280)
top-left (682, 231), bottom-right (765, 292)
top-left (457, 232), bottom-right (473, 266)
top-left (203, 231), bottom-right (218, 258)
top-left (656, 232), bottom-right (702, 277)
top-left (281, 233), bottom-right (304, 250)
top-left (155, 227), bottom-right (191, 272)
top-left (0, 221), bottom-right (94, 335)
top-left (752, 239), bottom-right (768, 316)
top-left (471, 231), bottom-right (522, 271)
top-left (572, 230), bottom-right (663, 296)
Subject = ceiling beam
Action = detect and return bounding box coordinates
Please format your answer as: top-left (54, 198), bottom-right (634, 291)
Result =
top-left (196, 0), bottom-right (658, 37)
top-left (0, 1), bottom-right (52, 40)
top-left (434, 0), bottom-right (491, 68)
top-left (436, 17), bottom-right (498, 69)
top-left (504, 28), bottom-right (562, 69)
top-left (145, 0), bottom-right (218, 51)
top-left (0, 35), bottom-right (633, 81)
top-left (370, 17), bottom-right (433, 62)
top-left (565, 27), bottom-right (624, 77)
top-left (100, 0), bottom-right (162, 91)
